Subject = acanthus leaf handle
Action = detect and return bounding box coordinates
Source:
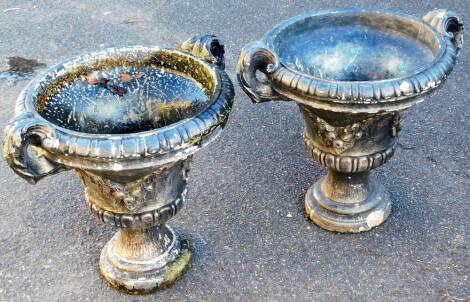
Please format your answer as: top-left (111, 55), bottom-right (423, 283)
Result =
top-left (180, 34), bottom-right (225, 69)
top-left (236, 41), bottom-right (280, 103)
top-left (423, 9), bottom-right (464, 53)
top-left (2, 112), bottom-right (65, 184)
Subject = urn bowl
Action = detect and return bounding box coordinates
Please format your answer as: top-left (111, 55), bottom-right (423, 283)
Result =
top-left (238, 8), bottom-right (463, 233)
top-left (3, 35), bottom-right (234, 293)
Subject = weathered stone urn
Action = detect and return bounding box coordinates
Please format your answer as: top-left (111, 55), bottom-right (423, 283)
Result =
top-left (2, 35), bottom-right (234, 293)
top-left (238, 9), bottom-right (463, 233)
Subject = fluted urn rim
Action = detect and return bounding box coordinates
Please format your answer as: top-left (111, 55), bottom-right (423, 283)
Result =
top-left (12, 45), bottom-right (234, 170)
top-left (238, 8), bottom-right (462, 113)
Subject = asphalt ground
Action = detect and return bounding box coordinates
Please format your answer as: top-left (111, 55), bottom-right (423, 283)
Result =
top-left (0, 1), bottom-right (468, 301)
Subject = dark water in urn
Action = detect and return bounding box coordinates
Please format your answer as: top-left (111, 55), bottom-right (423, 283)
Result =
top-left (38, 66), bottom-right (210, 134)
top-left (279, 25), bottom-right (435, 81)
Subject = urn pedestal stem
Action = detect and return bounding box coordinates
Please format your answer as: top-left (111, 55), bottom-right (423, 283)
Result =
top-left (78, 158), bottom-right (192, 294)
top-left (301, 109), bottom-right (398, 233)
top-left (305, 169), bottom-right (391, 233)
top-left (100, 224), bottom-right (191, 294)
top-left (299, 104), bottom-right (399, 233)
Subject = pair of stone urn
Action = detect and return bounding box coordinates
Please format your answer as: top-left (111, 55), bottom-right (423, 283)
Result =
top-left (2, 9), bottom-right (463, 294)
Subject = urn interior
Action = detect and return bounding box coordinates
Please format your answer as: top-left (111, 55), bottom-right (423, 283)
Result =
top-left (34, 50), bottom-right (217, 134)
top-left (273, 12), bottom-right (441, 81)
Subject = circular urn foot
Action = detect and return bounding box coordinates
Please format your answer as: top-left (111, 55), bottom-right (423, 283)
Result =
top-left (99, 225), bottom-right (191, 294)
top-left (305, 175), bottom-right (391, 233)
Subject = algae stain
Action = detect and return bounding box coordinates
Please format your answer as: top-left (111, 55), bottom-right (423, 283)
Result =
top-left (0, 56), bottom-right (46, 85)
top-left (162, 241), bottom-right (191, 287)
top-left (150, 100), bottom-right (192, 128)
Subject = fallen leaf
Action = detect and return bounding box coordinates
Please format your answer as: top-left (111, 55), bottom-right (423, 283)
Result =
top-left (98, 78), bottom-right (109, 85)
top-left (116, 86), bottom-right (127, 96)
top-left (120, 73), bottom-right (133, 82)
top-left (86, 74), bottom-right (99, 85)
top-left (135, 71), bottom-right (145, 79)
top-left (107, 84), bottom-right (127, 96)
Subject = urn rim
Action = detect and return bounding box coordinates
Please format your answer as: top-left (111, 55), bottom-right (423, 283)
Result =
top-left (254, 8), bottom-right (459, 111)
top-left (12, 45), bottom-right (234, 170)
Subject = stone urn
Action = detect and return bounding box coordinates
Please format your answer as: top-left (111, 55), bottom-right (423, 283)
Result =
top-left (2, 35), bottom-right (234, 293)
top-left (238, 9), bottom-right (463, 233)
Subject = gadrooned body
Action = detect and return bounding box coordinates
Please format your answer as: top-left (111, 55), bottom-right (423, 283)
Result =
top-left (3, 35), bottom-right (234, 293)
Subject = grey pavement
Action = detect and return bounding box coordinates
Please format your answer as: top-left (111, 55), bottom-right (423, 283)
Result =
top-left (0, 1), bottom-right (468, 301)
